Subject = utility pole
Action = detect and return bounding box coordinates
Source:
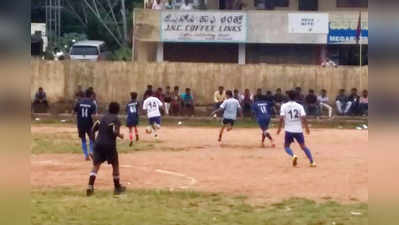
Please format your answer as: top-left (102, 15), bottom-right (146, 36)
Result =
top-left (46, 0), bottom-right (62, 46)
top-left (121, 0), bottom-right (128, 46)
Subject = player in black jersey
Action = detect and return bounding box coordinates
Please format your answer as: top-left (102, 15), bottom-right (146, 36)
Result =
top-left (86, 102), bottom-right (126, 196)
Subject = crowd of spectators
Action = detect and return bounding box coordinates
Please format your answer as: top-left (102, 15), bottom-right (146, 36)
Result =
top-left (212, 86), bottom-right (368, 118)
top-left (32, 85), bottom-right (368, 118)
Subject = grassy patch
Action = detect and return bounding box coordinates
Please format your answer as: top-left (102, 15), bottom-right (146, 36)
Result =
top-left (32, 188), bottom-right (368, 225)
top-left (32, 133), bottom-right (156, 154)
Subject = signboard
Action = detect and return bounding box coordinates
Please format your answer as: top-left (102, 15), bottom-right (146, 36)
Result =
top-left (288, 13), bottom-right (329, 34)
top-left (161, 11), bottom-right (247, 43)
top-left (328, 17), bottom-right (368, 44)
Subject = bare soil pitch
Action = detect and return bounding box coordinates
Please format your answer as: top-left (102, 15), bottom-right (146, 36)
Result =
top-left (31, 125), bottom-right (368, 203)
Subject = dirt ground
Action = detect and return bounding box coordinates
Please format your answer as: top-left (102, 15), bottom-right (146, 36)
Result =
top-left (31, 125), bottom-right (368, 203)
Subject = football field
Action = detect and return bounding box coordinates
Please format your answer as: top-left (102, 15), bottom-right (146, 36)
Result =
top-left (31, 121), bottom-right (368, 225)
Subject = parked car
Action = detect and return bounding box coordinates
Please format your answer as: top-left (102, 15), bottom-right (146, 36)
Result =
top-left (69, 40), bottom-right (109, 61)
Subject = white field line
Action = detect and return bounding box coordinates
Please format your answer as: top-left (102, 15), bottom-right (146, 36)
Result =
top-left (155, 169), bottom-right (197, 189)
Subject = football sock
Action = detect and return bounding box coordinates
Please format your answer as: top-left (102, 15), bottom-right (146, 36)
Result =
top-left (88, 172), bottom-right (96, 189)
top-left (89, 140), bottom-right (94, 154)
top-left (113, 176), bottom-right (121, 188)
top-left (129, 131), bottom-right (133, 142)
top-left (134, 127), bottom-right (139, 140)
top-left (262, 133), bottom-right (266, 143)
top-left (265, 132), bottom-right (273, 141)
top-left (81, 138), bottom-right (88, 157)
top-left (303, 147), bottom-right (314, 163)
top-left (284, 146), bottom-right (294, 157)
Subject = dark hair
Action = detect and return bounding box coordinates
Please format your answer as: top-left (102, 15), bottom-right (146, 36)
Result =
top-left (266, 90), bottom-right (272, 95)
top-left (185, 88), bottom-right (190, 92)
top-left (219, 86), bottom-right (224, 89)
top-left (276, 88), bottom-right (281, 92)
top-left (174, 86), bottom-right (179, 90)
top-left (287, 90), bottom-right (297, 100)
top-left (234, 89), bottom-right (239, 93)
top-left (147, 85), bottom-right (152, 89)
top-left (295, 87), bottom-right (301, 91)
top-left (351, 88), bottom-right (357, 92)
top-left (39, 87), bottom-right (43, 91)
top-left (226, 90), bottom-right (233, 97)
top-left (130, 92), bottom-right (137, 100)
top-left (340, 89), bottom-right (345, 92)
top-left (166, 86), bottom-right (170, 89)
top-left (321, 89), bottom-right (326, 93)
top-left (85, 89), bottom-right (93, 98)
top-left (109, 102), bottom-right (120, 114)
top-left (309, 89), bottom-right (314, 93)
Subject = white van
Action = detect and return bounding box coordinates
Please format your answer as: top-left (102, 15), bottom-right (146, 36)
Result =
top-left (69, 40), bottom-right (109, 61)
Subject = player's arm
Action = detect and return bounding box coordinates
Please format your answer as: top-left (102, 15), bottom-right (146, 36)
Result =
top-left (301, 117), bottom-right (310, 134)
top-left (90, 120), bottom-right (100, 140)
top-left (110, 121), bottom-right (124, 139)
top-left (209, 108), bottom-right (223, 118)
top-left (276, 105), bottom-right (285, 135)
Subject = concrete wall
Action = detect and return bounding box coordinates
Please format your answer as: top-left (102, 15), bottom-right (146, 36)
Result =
top-left (31, 60), bottom-right (368, 108)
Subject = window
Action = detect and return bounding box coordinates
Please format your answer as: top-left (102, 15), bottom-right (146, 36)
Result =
top-left (275, 0), bottom-right (289, 7)
top-left (70, 46), bottom-right (99, 56)
top-left (337, 0), bottom-right (368, 8)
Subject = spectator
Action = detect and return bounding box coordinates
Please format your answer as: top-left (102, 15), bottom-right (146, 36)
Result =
top-left (164, 86), bottom-right (172, 115)
top-left (152, 0), bottom-right (164, 10)
top-left (33, 87), bottom-right (49, 111)
top-left (304, 89), bottom-right (319, 116)
top-left (295, 87), bottom-right (305, 105)
top-left (143, 85), bottom-right (153, 101)
top-left (75, 85), bottom-right (85, 102)
top-left (317, 89), bottom-right (333, 119)
top-left (165, 0), bottom-right (175, 9)
top-left (180, 0), bottom-right (193, 10)
top-left (233, 89), bottom-right (241, 101)
top-left (348, 88), bottom-right (360, 115)
top-left (359, 89), bottom-right (368, 116)
top-left (336, 89), bottom-right (351, 115)
top-left (253, 88), bottom-right (263, 101)
top-left (241, 89), bottom-right (253, 117)
top-left (214, 86), bottom-right (226, 118)
top-left (155, 87), bottom-right (165, 102)
top-left (265, 90), bottom-right (274, 102)
top-left (171, 86), bottom-right (181, 116)
top-left (274, 88), bottom-right (285, 115)
top-left (181, 88), bottom-right (194, 116)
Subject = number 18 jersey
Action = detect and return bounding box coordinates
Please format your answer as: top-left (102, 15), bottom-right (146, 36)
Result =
top-left (280, 101), bottom-right (306, 133)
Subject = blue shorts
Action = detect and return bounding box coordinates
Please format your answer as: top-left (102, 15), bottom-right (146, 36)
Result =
top-left (284, 132), bottom-right (305, 146)
top-left (126, 117), bottom-right (139, 127)
top-left (148, 116), bottom-right (161, 125)
top-left (257, 117), bottom-right (271, 131)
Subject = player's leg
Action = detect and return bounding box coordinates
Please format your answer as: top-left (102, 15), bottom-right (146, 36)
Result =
top-left (111, 154), bottom-right (126, 194)
top-left (128, 126), bottom-right (133, 146)
top-left (86, 163), bottom-right (101, 196)
top-left (152, 117), bottom-right (161, 140)
top-left (134, 126), bottom-right (139, 141)
top-left (296, 133), bottom-right (316, 167)
top-left (226, 120), bottom-right (233, 132)
top-left (218, 125), bottom-right (226, 142)
top-left (262, 118), bottom-right (275, 147)
top-left (284, 132), bottom-right (298, 167)
top-left (79, 129), bottom-right (89, 160)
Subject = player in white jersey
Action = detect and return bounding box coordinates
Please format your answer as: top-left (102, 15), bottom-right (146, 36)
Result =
top-left (277, 90), bottom-right (316, 167)
top-left (209, 90), bottom-right (243, 143)
top-left (143, 93), bottom-right (164, 140)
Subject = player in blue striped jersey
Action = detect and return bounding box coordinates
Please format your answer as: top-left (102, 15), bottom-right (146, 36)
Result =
top-left (126, 92), bottom-right (140, 146)
top-left (252, 95), bottom-right (275, 148)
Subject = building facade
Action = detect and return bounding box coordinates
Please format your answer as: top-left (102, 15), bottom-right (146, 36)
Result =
top-left (133, 0), bottom-right (368, 65)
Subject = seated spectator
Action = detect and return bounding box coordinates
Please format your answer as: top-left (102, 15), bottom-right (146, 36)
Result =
top-left (143, 85), bottom-right (153, 101)
top-left (273, 88), bottom-right (285, 115)
top-left (265, 90), bottom-right (274, 102)
top-left (155, 87), bottom-right (165, 102)
top-left (348, 88), bottom-right (360, 115)
top-left (317, 89), bottom-right (333, 119)
top-left (152, 0), bottom-right (164, 10)
top-left (233, 89), bottom-right (241, 101)
top-left (241, 89), bottom-right (253, 117)
top-left (304, 89), bottom-right (319, 116)
top-left (214, 86), bottom-right (226, 118)
top-left (253, 88), bottom-right (263, 102)
top-left (164, 86), bottom-right (172, 115)
top-left (181, 88), bottom-right (194, 116)
top-left (180, 0), bottom-right (193, 10)
top-left (295, 87), bottom-right (305, 105)
top-left (336, 89), bottom-right (351, 115)
top-left (359, 89), bottom-right (368, 116)
top-left (32, 87), bottom-right (49, 112)
top-left (75, 85), bottom-right (85, 103)
top-left (164, 0), bottom-right (175, 9)
top-left (171, 86), bottom-right (181, 116)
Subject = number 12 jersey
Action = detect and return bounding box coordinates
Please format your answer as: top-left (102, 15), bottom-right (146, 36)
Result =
top-left (280, 101), bottom-right (306, 133)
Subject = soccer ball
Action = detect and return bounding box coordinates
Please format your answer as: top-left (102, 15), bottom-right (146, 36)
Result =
top-left (145, 126), bottom-right (153, 134)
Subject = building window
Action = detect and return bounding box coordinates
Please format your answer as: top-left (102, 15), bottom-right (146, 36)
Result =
top-left (337, 0), bottom-right (368, 8)
top-left (275, 0), bottom-right (289, 7)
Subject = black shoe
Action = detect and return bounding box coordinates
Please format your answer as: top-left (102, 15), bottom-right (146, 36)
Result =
top-left (114, 186), bottom-right (126, 195)
top-left (86, 188), bottom-right (94, 196)
top-left (129, 141), bottom-right (133, 147)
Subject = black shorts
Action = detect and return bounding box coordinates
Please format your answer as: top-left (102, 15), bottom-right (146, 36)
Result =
top-left (78, 126), bottom-right (91, 139)
top-left (223, 119), bottom-right (235, 126)
top-left (93, 143), bottom-right (118, 165)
